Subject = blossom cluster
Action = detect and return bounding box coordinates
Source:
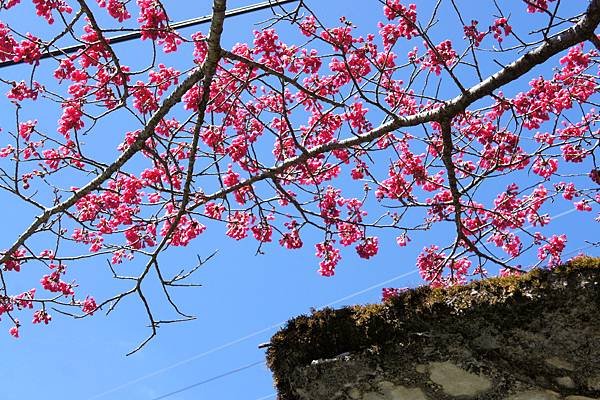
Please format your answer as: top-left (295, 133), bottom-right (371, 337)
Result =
top-left (0, 0), bottom-right (597, 336)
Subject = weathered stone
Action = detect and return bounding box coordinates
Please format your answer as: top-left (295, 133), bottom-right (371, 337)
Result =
top-left (386, 386), bottom-right (428, 400)
top-left (472, 331), bottom-right (500, 350)
top-left (360, 382), bottom-right (428, 400)
top-left (267, 257), bottom-right (600, 400)
top-left (506, 390), bottom-right (560, 400)
top-left (428, 361), bottom-right (491, 397)
top-left (555, 376), bottom-right (575, 388)
top-left (378, 381), bottom-right (428, 400)
top-left (545, 357), bottom-right (575, 371)
top-left (363, 392), bottom-right (385, 400)
top-left (588, 375), bottom-right (600, 391)
top-left (415, 364), bottom-right (427, 374)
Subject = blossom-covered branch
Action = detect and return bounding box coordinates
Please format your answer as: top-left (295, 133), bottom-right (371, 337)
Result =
top-left (0, 0), bottom-right (597, 347)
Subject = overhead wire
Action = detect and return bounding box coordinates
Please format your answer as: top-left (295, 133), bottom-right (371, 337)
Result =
top-left (87, 268), bottom-right (420, 400)
top-left (86, 207), bottom-right (596, 399)
top-left (2, 0), bottom-right (595, 397)
top-left (119, 268), bottom-right (422, 400)
top-left (253, 394), bottom-right (276, 400)
top-left (0, 0), bottom-right (300, 69)
top-left (149, 360), bottom-right (266, 400)
top-left (143, 241), bottom-right (598, 400)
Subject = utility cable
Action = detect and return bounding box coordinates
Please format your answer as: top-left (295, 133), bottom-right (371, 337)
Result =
top-left (143, 241), bottom-right (598, 400)
top-left (0, 0), bottom-right (300, 68)
top-left (87, 208), bottom-right (592, 399)
top-left (127, 268), bottom-right (424, 400)
top-left (144, 240), bottom-right (598, 400)
top-left (253, 394), bottom-right (276, 400)
top-left (87, 268), bottom-right (419, 399)
top-left (148, 360), bottom-right (265, 400)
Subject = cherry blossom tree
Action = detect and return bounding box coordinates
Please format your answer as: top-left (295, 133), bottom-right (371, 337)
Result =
top-left (0, 0), bottom-right (598, 350)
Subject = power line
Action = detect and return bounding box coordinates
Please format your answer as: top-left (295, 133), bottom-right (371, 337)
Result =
top-left (0, 0), bottom-right (299, 69)
top-left (149, 360), bottom-right (265, 400)
top-left (145, 243), bottom-right (599, 400)
top-left (86, 322), bottom-right (287, 399)
top-left (562, 243), bottom-right (597, 258)
top-left (254, 394), bottom-right (276, 400)
top-left (87, 269), bottom-right (420, 400)
top-left (87, 208), bottom-right (593, 399)
top-left (121, 269), bottom-right (421, 400)
top-left (145, 243), bottom-right (598, 400)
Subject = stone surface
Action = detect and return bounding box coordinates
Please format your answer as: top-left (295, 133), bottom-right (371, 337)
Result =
top-left (428, 362), bottom-right (491, 397)
top-left (587, 376), bottom-right (600, 391)
top-left (377, 382), bottom-right (428, 400)
top-left (267, 257), bottom-right (600, 400)
top-left (545, 358), bottom-right (575, 371)
top-left (555, 376), bottom-right (575, 389)
top-left (507, 390), bottom-right (560, 400)
top-left (362, 384), bottom-right (429, 400)
top-left (415, 364), bottom-right (427, 374)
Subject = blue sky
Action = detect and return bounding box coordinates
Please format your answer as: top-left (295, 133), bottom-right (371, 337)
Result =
top-left (0, 1), bottom-right (597, 399)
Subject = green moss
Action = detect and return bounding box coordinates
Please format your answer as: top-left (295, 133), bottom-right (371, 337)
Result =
top-left (267, 257), bottom-right (600, 400)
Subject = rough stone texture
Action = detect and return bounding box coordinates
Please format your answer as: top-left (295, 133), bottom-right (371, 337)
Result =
top-left (428, 361), bottom-right (491, 397)
top-left (362, 381), bottom-right (428, 400)
top-left (266, 257), bottom-right (600, 400)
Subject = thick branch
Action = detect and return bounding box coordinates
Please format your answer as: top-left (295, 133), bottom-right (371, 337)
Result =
top-left (195, 0), bottom-right (600, 207)
top-left (0, 55), bottom-right (207, 265)
top-left (439, 119), bottom-right (463, 233)
top-left (2, 0), bottom-right (599, 268)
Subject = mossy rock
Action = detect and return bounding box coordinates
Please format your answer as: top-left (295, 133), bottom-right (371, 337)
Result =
top-left (267, 256), bottom-right (600, 400)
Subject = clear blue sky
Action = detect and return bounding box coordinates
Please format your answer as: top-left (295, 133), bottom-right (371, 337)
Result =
top-left (0, 1), bottom-right (596, 399)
